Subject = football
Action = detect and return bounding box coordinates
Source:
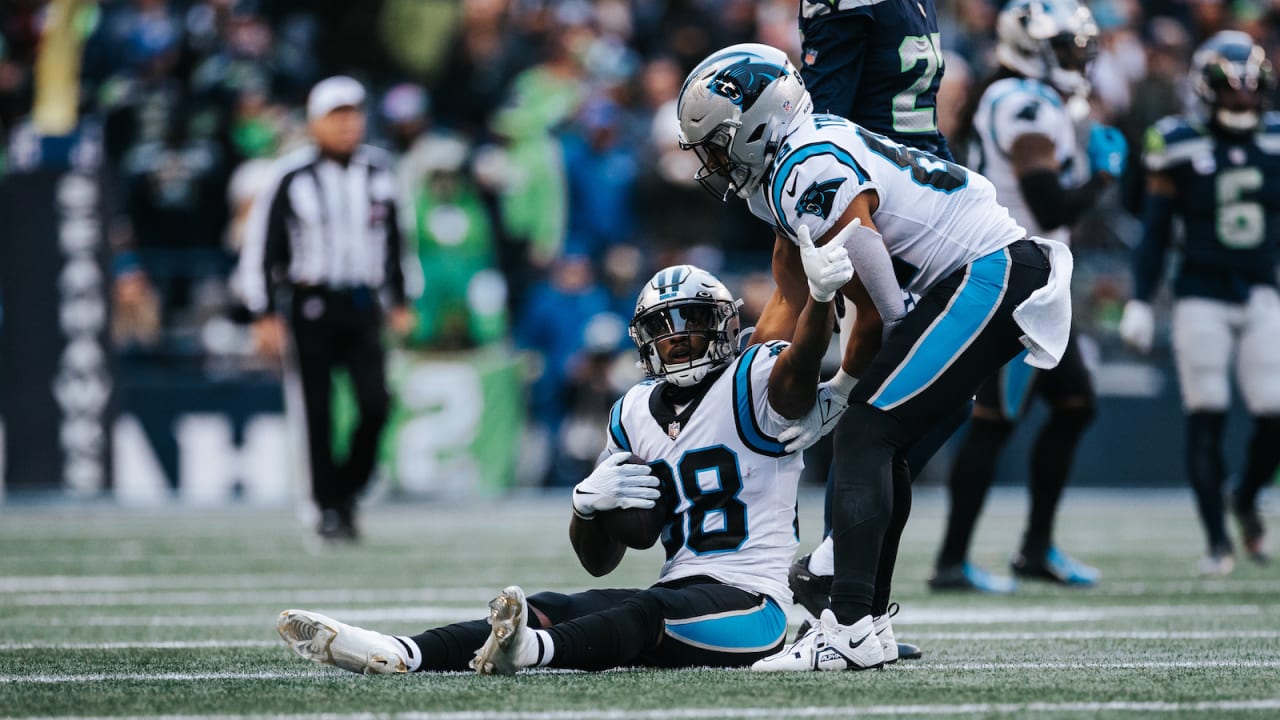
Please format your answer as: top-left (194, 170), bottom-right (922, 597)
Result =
top-left (596, 454), bottom-right (668, 550)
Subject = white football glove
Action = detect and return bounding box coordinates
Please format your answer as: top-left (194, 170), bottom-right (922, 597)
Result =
top-left (778, 382), bottom-right (850, 454)
top-left (797, 224), bottom-right (854, 303)
top-left (572, 451), bottom-right (660, 518)
top-left (1118, 299), bottom-right (1154, 354)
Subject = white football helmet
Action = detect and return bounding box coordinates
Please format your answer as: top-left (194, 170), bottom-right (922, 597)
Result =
top-left (995, 0), bottom-right (1099, 97)
top-left (629, 265), bottom-right (742, 387)
top-left (676, 43), bottom-right (812, 200)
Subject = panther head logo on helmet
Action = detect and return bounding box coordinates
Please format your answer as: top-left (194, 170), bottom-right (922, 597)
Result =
top-left (677, 43), bottom-right (813, 201)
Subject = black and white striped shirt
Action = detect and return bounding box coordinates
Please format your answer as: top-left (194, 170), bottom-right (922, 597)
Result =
top-left (238, 145), bottom-right (407, 315)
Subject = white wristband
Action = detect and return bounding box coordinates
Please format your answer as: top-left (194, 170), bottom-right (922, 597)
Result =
top-left (828, 369), bottom-right (858, 400)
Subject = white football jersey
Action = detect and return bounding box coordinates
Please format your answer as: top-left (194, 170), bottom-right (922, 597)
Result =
top-left (747, 112), bottom-right (1026, 296)
top-left (969, 77), bottom-right (1088, 244)
top-left (605, 342), bottom-right (802, 609)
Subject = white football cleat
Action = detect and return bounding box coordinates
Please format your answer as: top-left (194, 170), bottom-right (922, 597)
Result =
top-left (751, 610), bottom-right (884, 672)
top-left (471, 585), bottom-right (536, 676)
top-left (277, 609), bottom-right (412, 674)
top-left (873, 611), bottom-right (898, 664)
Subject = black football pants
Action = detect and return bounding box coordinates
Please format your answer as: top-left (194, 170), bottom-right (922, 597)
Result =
top-left (289, 286), bottom-right (390, 515)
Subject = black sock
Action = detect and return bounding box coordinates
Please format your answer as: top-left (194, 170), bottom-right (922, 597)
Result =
top-left (1237, 415), bottom-right (1280, 511)
top-left (830, 404), bottom-right (903, 624)
top-left (1187, 411), bottom-right (1231, 553)
top-left (543, 591), bottom-right (664, 671)
top-left (873, 453), bottom-right (912, 617)
top-left (408, 619), bottom-right (492, 672)
top-left (1021, 405), bottom-right (1094, 557)
top-left (936, 418), bottom-right (1012, 568)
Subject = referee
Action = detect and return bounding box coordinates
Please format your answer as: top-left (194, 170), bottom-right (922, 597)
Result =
top-left (238, 76), bottom-right (412, 541)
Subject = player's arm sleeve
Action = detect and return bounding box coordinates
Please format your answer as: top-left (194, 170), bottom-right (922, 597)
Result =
top-left (1133, 172), bottom-right (1176, 303)
top-left (237, 167), bottom-right (292, 316)
top-left (1018, 170), bottom-right (1109, 231)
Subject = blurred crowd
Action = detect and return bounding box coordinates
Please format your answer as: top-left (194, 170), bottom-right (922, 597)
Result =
top-left (3, 0), bottom-right (1280, 485)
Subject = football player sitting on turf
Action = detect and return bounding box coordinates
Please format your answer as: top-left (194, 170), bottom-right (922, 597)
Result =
top-left (278, 259), bottom-right (859, 674)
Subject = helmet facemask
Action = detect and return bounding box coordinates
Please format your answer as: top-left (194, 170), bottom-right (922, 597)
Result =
top-left (1045, 26), bottom-right (1097, 96)
top-left (630, 298), bottom-right (740, 387)
top-left (682, 123), bottom-right (764, 201)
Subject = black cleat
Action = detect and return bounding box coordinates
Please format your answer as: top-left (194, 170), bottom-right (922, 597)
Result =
top-left (1231, 500), bottom-right (1268, 564)
top-left (318, 509), bottom-right (358, 543)
top-left (1010, 546), bottom-right (1099, 587)
top-left (788, 554), bottom-right (832, 619)
top-left (895, 641), bottom-right (923, 661)
top-left (928, 562), bottom-right (1017, 594)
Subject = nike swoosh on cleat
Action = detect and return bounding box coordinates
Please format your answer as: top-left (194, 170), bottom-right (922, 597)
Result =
top-left (848, 632), bottom-right (872, 649)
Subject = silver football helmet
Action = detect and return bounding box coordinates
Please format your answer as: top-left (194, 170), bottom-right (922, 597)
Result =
top-left (676, 43), bottom-right (812, 200)
top-left (629, 265), bottom-right (742, 387)
top-left (995, 0), bottom-right (1099, 97)
top-left (1191, 31), bottom-right (1274, 133)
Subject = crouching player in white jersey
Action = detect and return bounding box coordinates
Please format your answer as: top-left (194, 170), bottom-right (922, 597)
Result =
top-left (1120, 32), bottom-right (1280, 574)
top-left (676, 43), bottom-right (1074, 671)
top-left (928, 0), bottom-right (1119, 593)
top-left (276, 261), bottom-right (853, 675)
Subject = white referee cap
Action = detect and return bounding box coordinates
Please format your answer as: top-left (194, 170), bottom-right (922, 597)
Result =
top-left (307, 76), bottom-right (366, 121)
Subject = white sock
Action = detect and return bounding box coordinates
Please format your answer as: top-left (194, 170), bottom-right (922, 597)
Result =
top-left (394, 636), bottom-right (423, 672)
top-left (808, 535), bottom-right (835, 576)
top-left (523, 629), bottom-right (555, 667)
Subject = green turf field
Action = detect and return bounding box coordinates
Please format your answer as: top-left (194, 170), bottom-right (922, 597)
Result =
top-left (1, 487), bottom-right (1277, 719)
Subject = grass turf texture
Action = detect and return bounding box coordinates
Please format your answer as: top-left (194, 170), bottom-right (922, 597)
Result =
top-left (1, 488), bottom-right (1277, 719)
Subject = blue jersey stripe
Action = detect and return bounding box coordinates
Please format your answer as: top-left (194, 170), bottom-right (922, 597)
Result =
top-left (999, 350), bottom-right (1036, 420)
top-left (733, 346), bottom-right (788, 457)
top-left (609, 397), bottom-right (631, 452)
top-left (664, 598), bottom-right (787, 652)
top-left (770, 142), bottom-right (868, 236)
top-left (870, 249), bottom-right (1010, 410)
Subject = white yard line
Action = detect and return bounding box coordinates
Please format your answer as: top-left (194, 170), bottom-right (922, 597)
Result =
top-left (10, 699), bottom-right (1280, 718)
top-left (0, 640), bottom-right (280, 650)
top-left (893, 604), bottom-right (1265, 625)
top-left (6, 588), bottom-right (502, 606)
top-left (908, 629), bottom-right (1280, 640)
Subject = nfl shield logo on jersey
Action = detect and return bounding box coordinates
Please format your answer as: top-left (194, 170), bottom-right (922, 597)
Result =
top-left (668, 421), bottom-right (682, 440)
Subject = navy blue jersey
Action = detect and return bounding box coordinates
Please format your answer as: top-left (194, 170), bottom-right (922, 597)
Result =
top-left (1138, 113), bottom-right (1280, 303)
top-left (799, 0), bottom-right (950, 159)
